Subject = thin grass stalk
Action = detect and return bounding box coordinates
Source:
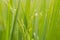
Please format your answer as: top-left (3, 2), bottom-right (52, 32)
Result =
top-left (46, 0), bottom-right (55, 39)
top-left (49, 0), bottom-right (60, 40)
top-left (35, 13), bottom-right (39, 40)
top-left (9, 0), bottom-right (20, 40)
top-left (41, 0), bottom-right (47, 40)
top-left (24, 0), bottom-right (30, 40)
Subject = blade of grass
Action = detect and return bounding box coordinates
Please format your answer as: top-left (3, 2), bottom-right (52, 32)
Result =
top-left (10, 0), bottom-right (20, 40)
top-left (41, 0), bottom-right (47, 40)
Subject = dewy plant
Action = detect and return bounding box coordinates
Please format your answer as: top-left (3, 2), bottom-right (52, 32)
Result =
top-left (0, 0), bottom-right (60, 40)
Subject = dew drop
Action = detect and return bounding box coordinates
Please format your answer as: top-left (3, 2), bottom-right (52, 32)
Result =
top-left (35, 12), bottom-right (38, 16)
top-left (14, 9), bottom-right (16, 11)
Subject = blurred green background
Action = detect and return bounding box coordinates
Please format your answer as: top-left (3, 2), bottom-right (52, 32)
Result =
top-left (0, 0), bottom-right (60, 40)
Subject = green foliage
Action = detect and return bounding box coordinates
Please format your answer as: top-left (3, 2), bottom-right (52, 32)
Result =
top-left (0, 0), bottom-right (60, 40)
